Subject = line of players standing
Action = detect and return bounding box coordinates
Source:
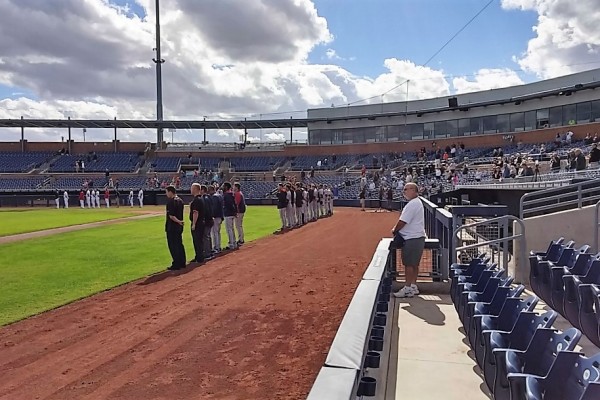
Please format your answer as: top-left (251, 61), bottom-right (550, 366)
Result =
top-left (276, 182), bottom-right (333, 231)
top-left (164, 182), bottom-right (246, 271)
top-left (54, 188), bottom-right (146, 209)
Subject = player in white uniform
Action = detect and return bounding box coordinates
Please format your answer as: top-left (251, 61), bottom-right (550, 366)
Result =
top-left (95, 189), bottom-right (101, 208)
top-left (285, 184), bottom-right (294, 228)
top-left (129, 190), bottom-right (134, 207)
top-left (317, 185), bottom-right (325, 217)
top-left (86, 189), bottom-right (91, 208)
top-left (324, 186), bottom-right (333, 215)
top-left (138, 189), bottom-right (144, 208)
top-left (302, 187), bottom-right (308, 224)
top-left (63, 190), bottom-right (69, 209)
top-left (54, 190), bottom-right (61, 209)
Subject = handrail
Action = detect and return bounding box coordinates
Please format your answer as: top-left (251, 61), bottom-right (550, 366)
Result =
top-left (520, 178), bottom-right (600, 219)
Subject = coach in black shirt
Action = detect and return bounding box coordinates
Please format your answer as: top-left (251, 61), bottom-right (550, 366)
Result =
top-left (165, 186), bottom-right (186, 270)
top-left (189, 183), bottom-right (205, 264)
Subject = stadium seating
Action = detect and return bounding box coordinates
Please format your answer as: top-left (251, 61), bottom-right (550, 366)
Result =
top-left (48, 153), bottom-right (140, 173)
top-left (453, 240), bottom-right (600, 400)
top-left (229, 156), bottom-right (284, 172)
top-left (0, 177), bottom-right (46, 190)
top-left (0, 152), bottom-right (52, 173)
top-left (151, 157), bottom-right (180, 172)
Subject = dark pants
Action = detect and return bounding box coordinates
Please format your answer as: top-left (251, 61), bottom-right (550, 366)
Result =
top-left (167, 229), bottom-right (186, 268)
top-left (203, 224), bottom-right (213, 256)
top-left (191, 227), bottom-right (204, 262)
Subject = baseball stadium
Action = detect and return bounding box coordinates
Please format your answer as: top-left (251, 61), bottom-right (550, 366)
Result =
top-left (2, 1), bottom-right (600, 400)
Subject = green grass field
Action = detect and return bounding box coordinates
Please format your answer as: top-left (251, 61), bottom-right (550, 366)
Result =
top-left (0, 206), bottom-right (280, 326)
top-left (0, 208), bottom-right (142, 237)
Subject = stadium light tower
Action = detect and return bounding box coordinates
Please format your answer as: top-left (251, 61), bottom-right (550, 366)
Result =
top-left (152, 0), bottom-right (165, 146)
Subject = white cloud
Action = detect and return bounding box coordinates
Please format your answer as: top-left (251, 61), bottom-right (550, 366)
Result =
top-left (452, 68), bottom-right (525, 94)
top-left (1, 0), bottom-right (590, 143)
top-left (264, 132), bottom-right (286, 141)
top-left (501, 0), bottom-right (600, 78)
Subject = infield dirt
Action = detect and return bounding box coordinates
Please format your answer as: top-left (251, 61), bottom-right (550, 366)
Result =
top-left (0, 208), bottom-right (397, 400)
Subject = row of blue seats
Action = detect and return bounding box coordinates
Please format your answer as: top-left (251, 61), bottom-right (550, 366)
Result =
top-left (48, 153), bottom-right (139, 172)
top-left (451, 253), bottom-right (600, 400)
top-left (0, 152), bottom-right (52, 173)
top-left (530, 239), bottom-right (600, 347)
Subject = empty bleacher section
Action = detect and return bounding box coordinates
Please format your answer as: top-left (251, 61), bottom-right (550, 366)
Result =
top-left (48, 153), bottom-right (140, 173)
top-left (0, 177), bottom-right (45, 190)
top-left (0, 152), bottom-right (52, 173)
top-left (150, 157), bottom-right (180, 172)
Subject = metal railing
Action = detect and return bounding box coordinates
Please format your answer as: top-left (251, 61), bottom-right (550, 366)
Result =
top-left (595, 200), bottom-right (600, 253)
top-left (453, 215), bottom-right (527, 283)
top-left (421, 197), bottom-right (453, 280)
top-left (519, 178), bottom-right (600, 219)
top-left (456, 179), bottom-right (572, 191)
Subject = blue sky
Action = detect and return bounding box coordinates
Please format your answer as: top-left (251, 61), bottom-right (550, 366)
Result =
top-left (309, 0), bottom-right (538, 81)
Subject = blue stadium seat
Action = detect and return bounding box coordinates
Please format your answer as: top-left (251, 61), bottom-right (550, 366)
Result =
top-left (460, 275), bottom-right (513, 331)
top-left (550, 252), bottom-right (596, 315)
top-left (493, 327), bottom-right (581, 400)
top-left (453, 265), bottom-right (501, 310)
top-left (530, 240), bottom-right (574, 296)
top-left (507, 351), bottom-right (600, 400)
top-left (467, 284), bottom-right (525, 348)
top-left (0, 152), bottom-right (52, 173)
top-left (578, 284), bottom-right (600, 347)
top-left (482, 310), bottom-right (558, 390)
top-left (474, 295), bottom-right (539, 368)
top-left (563, 254), bottom-right (600, 330)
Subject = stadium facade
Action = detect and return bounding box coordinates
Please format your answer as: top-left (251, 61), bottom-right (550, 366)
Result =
top-left (307, 68), bottom-right (600, 146)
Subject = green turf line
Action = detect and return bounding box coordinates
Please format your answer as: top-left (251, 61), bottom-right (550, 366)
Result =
top-left (0, 206), bottom-right (280, 326)
top-left (0, 209), bottom-right (142, 237)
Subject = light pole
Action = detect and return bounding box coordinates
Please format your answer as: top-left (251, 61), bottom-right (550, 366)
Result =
top-left (152, 0), bottom-right (165, 146)
top-left (83, 128), bottom-right (86, 142)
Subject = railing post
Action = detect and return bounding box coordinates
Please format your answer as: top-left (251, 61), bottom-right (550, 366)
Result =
top-left (595, 200), bottom-right (600, 253)
top-left (578, 183), bottom-right (583, 208)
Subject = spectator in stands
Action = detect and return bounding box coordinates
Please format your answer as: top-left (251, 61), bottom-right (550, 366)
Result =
top-left (575, 149), bottom-right (587, 171)
top-left (392, 182), bottom-right (426, 298)
top-left (81, 161), bottom-right (85, 173)
top-left (386, 186), bottom-right (393, 211)
top-left (222, 182), bottom-right (237, 250)
top-left (359, 187), bottom-right (366, 211)
top-left (165, 185), bottom-right (186, 271)
top-left (310, 166), bottom-right (315, 178)
top-left (584, 133), bottom-right (593, 145)
top-left (550, 154), bottom-right (561, 172)
top-left (566, 130), bottom-right (574, 144)
top-left (233, 183), bottom-right (246, 245)
top-left (589, 144), bottom-right (600, 165)
top-left (594, 133), bottom-right (599, 143)
top-left (492, 168), bottom-right (501, 180)
top-left (475, 170), bottom-right (482, 182)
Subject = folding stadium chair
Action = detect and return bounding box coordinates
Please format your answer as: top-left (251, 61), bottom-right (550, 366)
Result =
top-left (482, 310), bottom-right (558, 391)
top-left (549, 252), bottom-right (595, 316)
top-left (530, 240), bottom-right (574, 295)
top-left (467, 284), bottom-right (525, 349)
top-left (450, 253), bottom-right (488, 277)
top-left (453, 264), bottom-right (499, 310)
top-left (450, 258), bottom-right (492, 304)
top-left (456, 267), bottom-right (504, 316)
top-left (492, 327), bottom-right (581, 400)
top-left (460, 275), bottom-right (513, 332)
top-left (474, 295), bottom-right (539, 368)
top-left (563, 254), bottom-right (600, 329)
top-left (508, 351), bottom-right (600, 400)
top-left (529, 237), bottom-right (565, 260)
top-left (578, 284), bottom-right (600, 347)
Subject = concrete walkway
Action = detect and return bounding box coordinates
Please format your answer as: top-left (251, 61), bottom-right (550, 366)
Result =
top-left (386, 293), bottom-right (491, 400)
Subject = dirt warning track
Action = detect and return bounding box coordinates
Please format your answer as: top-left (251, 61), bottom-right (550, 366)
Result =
top-left (0, 208), bottom-right (398, 400)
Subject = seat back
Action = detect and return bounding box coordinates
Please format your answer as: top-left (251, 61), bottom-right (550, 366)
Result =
top-left (496, 295), bottom-right (539, 332)
top-left (505, 311), bottom-right (557, 350)
top-left (558, 245), bottom-right (590, 268)
top-left (547, 351), bottom-right (600, 399)
top-left (473, 276), bottom-right (514, 303)
top-left (582, 255), bottom-right (600, 284)
top-left (545, 240), bottom-right (572, 262)
top-left (520, 327), bottom-right (582, 377)
top-left (570, 253), bottom-right (595, 276)
top-left (472, 268), bottom-right (505, 293)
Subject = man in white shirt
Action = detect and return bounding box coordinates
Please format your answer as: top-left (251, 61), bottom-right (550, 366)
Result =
top-left (391, 182), bottom-right (426, 298)
top-left (138, 189), bottom-right (144, 208)
top-left (129, 190), bottom-right (134, 207)
top-left (95, 190), bottom-right (101, 208)
top-left (86, 189), bottom-right (91, 208)
top-left (63, 190), bottom-right (69, 209)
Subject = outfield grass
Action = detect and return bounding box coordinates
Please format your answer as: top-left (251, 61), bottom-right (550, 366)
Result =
top-left (0, 208), bottom-right (144, 237)
top-left (0, 206), bottom-right (280, 326)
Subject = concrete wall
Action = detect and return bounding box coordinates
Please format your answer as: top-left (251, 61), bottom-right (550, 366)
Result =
top-left (513, 205), bottom-right (599, 283)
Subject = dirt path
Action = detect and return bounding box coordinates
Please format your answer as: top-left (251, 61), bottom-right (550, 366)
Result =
top-left (0, 208), bottom-right (397, 400)
top-left (0, 213), bottom-right (162, 244)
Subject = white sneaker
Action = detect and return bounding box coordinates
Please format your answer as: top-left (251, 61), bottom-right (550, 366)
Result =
top-left (393, 286), bottom-right (414, 298)
top-left (410, 284), bottom-right (420, 295)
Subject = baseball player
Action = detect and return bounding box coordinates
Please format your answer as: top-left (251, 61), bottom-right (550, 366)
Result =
top-left (302, 185), bottom-right (308, 224)
top-left (307, 184), bottom-right (316, 221)
top-left (129, 190), bottom-right (134, 207)
top-left (324, 185), bottom-right (333, 215)
top-left (138, 188), bottom-right (144, 208)
top-left (63, 190), bottom-right (69, 209)
top-left (317, 184), bottom-right (325, 217)
top-left (104, 188), bottom-right (110, 208)
top-left (222, 182), bottom-right (237, 250)
top-left (79, 190), bottom-right (85, 208)
top-left (86, 189), bottom-right (91, 208)
top-left (209, 185), bottom-right (223, 253)
top-left (295, 183), bottom-right (304, 226)
top-left (286, 183), bottom-right (295, 228)
top-left (276, 183), bottom-right (288, 231)
top-left (95, 189), bottom-right (101, 208)
top-left (54, 189), bottom-right (60, 209)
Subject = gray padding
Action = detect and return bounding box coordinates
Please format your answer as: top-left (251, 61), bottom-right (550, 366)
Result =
top-left (362, 238), bottom-right (392, 281)
top-left (325, 279), bottom-right (380, 369)
top-left (306, 366), bottom-right (358, 400)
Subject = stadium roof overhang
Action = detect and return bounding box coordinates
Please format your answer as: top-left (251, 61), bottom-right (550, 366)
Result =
top-left (1, 80), bottom-right (599, 130)
top-left (0, 118), bottom-right (311, 130)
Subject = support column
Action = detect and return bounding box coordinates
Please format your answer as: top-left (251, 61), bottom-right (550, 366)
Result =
top-left (67, 117), bottom-right (72, 154)
top-left (290, 116), bottom-right (293, 143)
top-left (20, 116), bottom-right (24, 152)
top-left (114, 117), bottom-right (118, 152)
